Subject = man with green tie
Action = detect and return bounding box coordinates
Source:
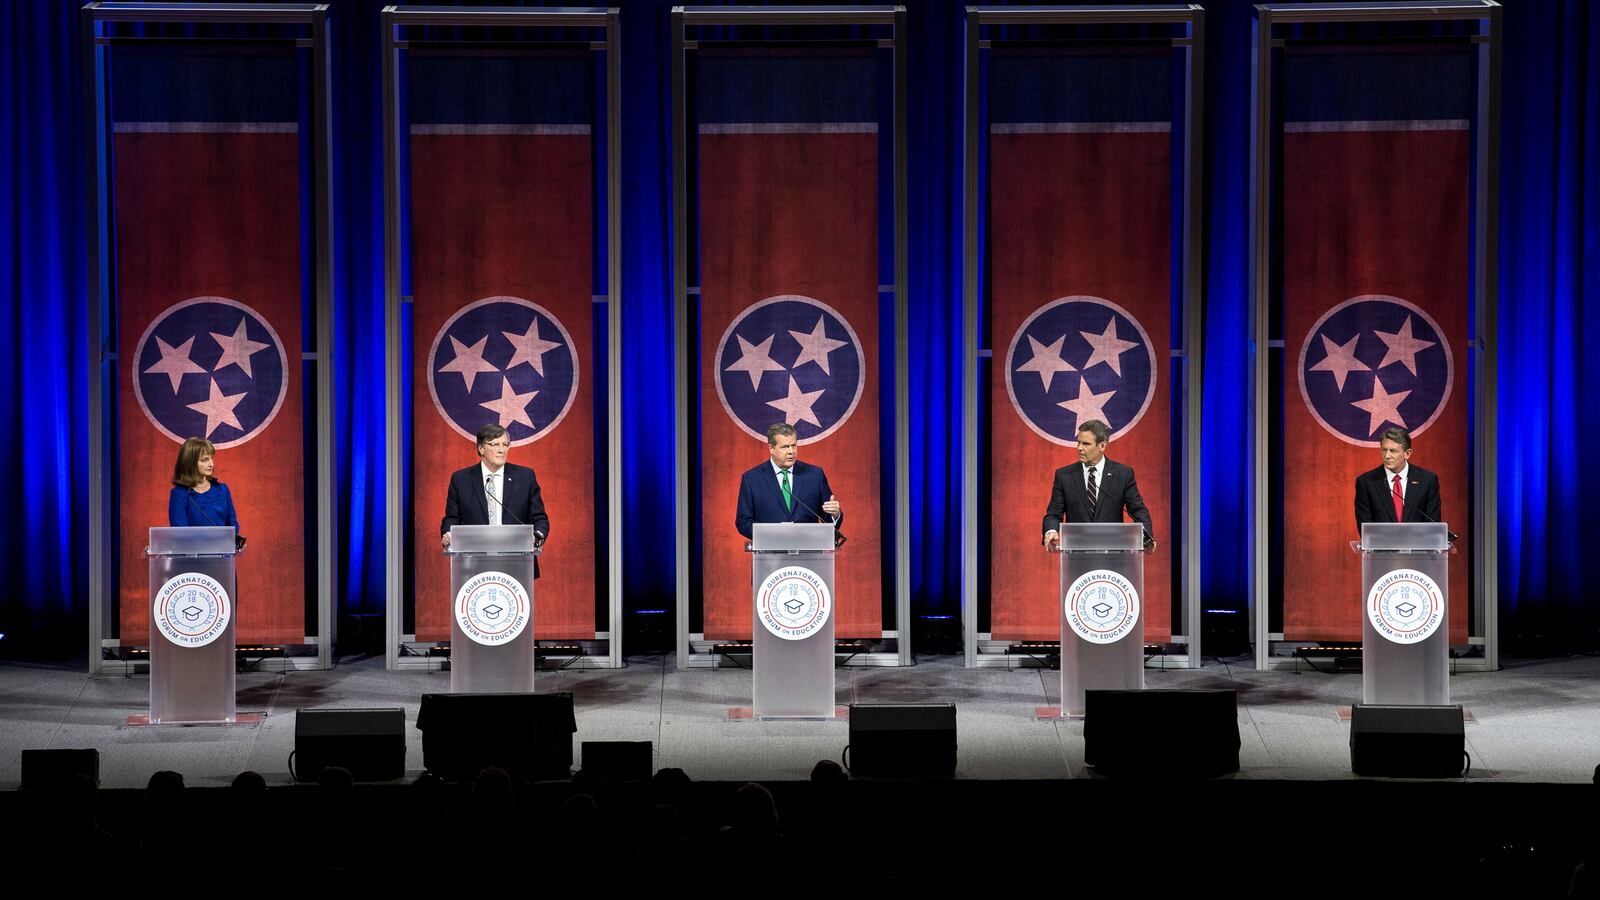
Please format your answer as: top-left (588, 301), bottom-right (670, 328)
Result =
top-left (735, 423), bottom-right (842, 539)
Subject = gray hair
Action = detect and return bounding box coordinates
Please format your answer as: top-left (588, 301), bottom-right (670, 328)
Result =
top-left (766, 422), bottom-right (797, 447)
top-left (1076, 419), bottom-right (1111, 445)
top-left (1380, 426), bottom-right (1412, 451)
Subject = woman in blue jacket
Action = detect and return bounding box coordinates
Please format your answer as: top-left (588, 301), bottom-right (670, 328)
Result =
top-left (168, 437), bottom-right (239, 531)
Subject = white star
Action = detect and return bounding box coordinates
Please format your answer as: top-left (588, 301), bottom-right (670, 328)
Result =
top-left (438, 335), bottom-right (499, 393)
top-left (1057, 380), bottom-right (1116, 430)
top-left (723, 333), bottom-right (786, 391)
top-left (1373, 316), bottom-right (1436, 376)
top-left (1015, 333), bottom-right (1076, 393)
top-left (479, 379), bottom-right (538, 429)
top-left (1350, 376), bottom-right (1412, 436)
top-left (143, 336), bottom-right (207, 394)
top-left (1308, 332), bottom-right (1370, 392)
top-left (186, 377), bottom-right (247, 438)
top-left (502, 319), bottom-right (562, 377)
top-left (766, 375), bottom-right (825, 428)
top-left (787, 317), bottom-right (848, 376)
top-left (1078, 319), bottom-right (1141, 377)
top-left (209, 318), bottom-right (271, 379)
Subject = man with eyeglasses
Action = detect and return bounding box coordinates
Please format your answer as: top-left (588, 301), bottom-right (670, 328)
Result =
top-left (441, 423), bottom-right (549, 576)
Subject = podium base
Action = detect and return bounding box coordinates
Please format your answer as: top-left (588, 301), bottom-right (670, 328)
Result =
top-left (728, 706), bottom-right (848, 721)
top-left (127, 712), bottom-right (264, 727)
top-left (1335, 705), bottom-right (1474, 723)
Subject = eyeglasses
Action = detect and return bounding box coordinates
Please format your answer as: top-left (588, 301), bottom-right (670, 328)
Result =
top-left (483, 441), bottom-right (511, 451)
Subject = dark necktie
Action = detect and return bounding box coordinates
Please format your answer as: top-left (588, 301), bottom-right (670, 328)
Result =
top-left (1087, 466), bottom-right (1099, 516)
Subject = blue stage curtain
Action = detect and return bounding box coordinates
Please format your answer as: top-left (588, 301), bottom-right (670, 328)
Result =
top-left (1498, 0), bottom-right (1600, 646)
top-left (0, 2), bottom-right (91, 648)
top-left (2, 0), bottom-right (1597, 655)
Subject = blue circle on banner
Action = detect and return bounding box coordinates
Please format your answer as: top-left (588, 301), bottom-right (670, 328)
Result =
top-left (1297, 295), bottom-right (1453, 447)
top-left (714, 295), bottom-right (864, 443)
top-left (1004, 296), bottom-right (1157, 446)
top-left (427, 296), bottom-right (579, 446)
top-left (132, 296), bottom-right (289, 449)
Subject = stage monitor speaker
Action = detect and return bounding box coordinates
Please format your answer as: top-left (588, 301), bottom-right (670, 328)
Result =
top-left (1349, 704), bottom-right (1464, 778)
top-left (20, 749), bottom-right (99, 790)
top-left (580, 741), bottom-right (653, 782)
top-left (418, 692), bottom-right (576, 782)
top-left (1084, 689), bottom-right (1240, 777)
top-left (294, 708), bottom-right (406, 783)
top-left (847, 703), bottom-right (956, 777)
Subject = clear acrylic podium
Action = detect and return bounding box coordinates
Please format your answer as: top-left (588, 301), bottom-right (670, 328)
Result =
top-left (1357, 522), bottom-right (1450, 705)
top-left (446, 525), bottom-right (541, 693)
top-left (749, 522), bottom-right (837, 718)
top-left (1056, 523), bottom-right (1146, 717)
top-left (146, 525), bottom-right (239, 724)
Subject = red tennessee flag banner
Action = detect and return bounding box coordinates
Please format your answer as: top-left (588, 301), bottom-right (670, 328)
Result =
top-left (1281, 47), bottom-right (1472, 642)
top-left (987, 50), bottom-right (1175, 642)
top-left (113, 48), bottom-right (306, 644)
top-left (408, 52), bottom-right (597, 641)
top-left (696, 51), bottom-right (884, 640)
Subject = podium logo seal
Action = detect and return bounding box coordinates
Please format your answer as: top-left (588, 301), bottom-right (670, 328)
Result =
top-left (153, 572), bottom-right (231, 648)
top-left (1366, 568), bottom-right (1444, 644)
top-left (454, 571), bottom-right (531, 646)
top-left (1063, 569), bottom-right (1140, 644)
top-left (756, 565), bottom-right (832, 641)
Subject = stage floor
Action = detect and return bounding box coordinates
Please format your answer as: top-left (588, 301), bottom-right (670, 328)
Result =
top-left (3, 653), bottom-right (1598, 788)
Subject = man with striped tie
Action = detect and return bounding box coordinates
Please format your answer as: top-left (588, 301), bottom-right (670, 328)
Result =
top-left (1042, 418), bottom-right (1155, 551)
top-left (735, 422), bottom-right (842, 540)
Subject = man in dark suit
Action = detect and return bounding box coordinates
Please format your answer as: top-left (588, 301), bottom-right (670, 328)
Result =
top-left (735, 423), bottom-right (842, 539)
top-left (441, 423), bottom-right (550, 575)
top-left (1042, 419), bottom-right (1155, 550)
top-left (1354, 425), bottom-right (1441, 533)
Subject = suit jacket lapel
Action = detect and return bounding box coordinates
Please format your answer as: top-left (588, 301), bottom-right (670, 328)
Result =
top-left (1376, 470), bottom-right (1398, 522)
top-left (1402, 474), bottom-right (1422, 522)
top-left (1097, 462), bottom-right (1115, 522)
top-left (1067, 463), bottom-right (1088, 520)
top-left (766, 465), bottom-right (792, 522)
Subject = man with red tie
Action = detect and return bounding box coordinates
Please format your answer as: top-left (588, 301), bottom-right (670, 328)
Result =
top-left (1354, 425), bottom-right (1442, 531)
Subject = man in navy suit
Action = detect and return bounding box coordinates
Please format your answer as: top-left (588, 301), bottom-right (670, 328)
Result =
top-left (1354, 425), bottom-right (1441, 533)
top-left (1041, 419), bottom-right (1155, 550)
top-left (735, 423), bottom-right (842, 539)
top-left (441, 423), bottom-right (550, 576)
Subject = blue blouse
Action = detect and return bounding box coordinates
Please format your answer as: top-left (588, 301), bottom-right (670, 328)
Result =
top-left (168, 482), bottom-right (239, 529)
